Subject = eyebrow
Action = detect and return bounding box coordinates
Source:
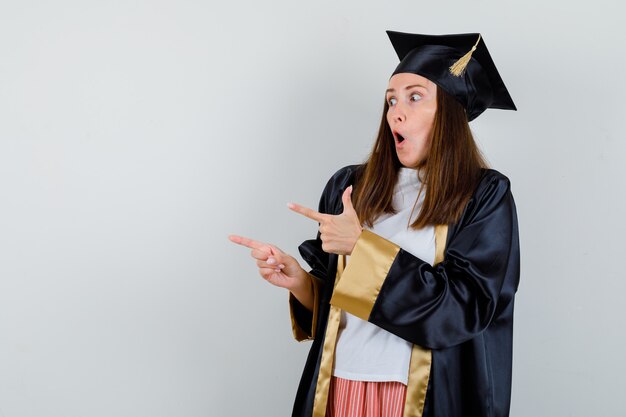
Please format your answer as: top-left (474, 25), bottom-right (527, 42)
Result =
top-left (385, 84), bottom-right (427, 94)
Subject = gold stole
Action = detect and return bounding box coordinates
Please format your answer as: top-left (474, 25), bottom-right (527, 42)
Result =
top-left (312, 224), bottom-right (448, 417)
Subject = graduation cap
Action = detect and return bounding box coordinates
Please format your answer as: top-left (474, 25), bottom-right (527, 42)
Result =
top-left (386, 31), bottom-right (517, 121)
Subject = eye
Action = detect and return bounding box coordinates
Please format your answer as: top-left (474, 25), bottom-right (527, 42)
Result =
top-left (410, 93), bottom-right (422, 102)
top-left (387, 97), bottom-right (397, 106)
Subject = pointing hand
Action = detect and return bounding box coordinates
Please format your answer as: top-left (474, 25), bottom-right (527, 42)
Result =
top-left (288, 185), bottom-right (362, 256)
top-left (227, 234), bottom-right (308, 291)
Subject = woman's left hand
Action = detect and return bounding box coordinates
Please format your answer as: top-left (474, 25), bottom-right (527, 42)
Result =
top-left (288, 185), bottom-right (363, 256)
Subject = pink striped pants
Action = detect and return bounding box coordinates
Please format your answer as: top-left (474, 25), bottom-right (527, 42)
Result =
top-left (325, 375), bottom-right (407, 417)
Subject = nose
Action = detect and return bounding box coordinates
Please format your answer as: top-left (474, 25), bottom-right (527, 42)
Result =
top-left (392, 113), bottom-right (405, 123)
top-left (388, 104), bottom-right (406, 123)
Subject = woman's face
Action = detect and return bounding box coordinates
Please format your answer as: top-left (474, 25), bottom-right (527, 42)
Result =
top-left (385, 72), bottom-right (437, 169)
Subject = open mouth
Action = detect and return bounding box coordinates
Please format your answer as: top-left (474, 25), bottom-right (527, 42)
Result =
top-left (395, 132), bottom-right (405, 143)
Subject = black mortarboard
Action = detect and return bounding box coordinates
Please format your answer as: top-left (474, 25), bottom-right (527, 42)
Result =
top-left (386, 31), bottom-right (517, 121)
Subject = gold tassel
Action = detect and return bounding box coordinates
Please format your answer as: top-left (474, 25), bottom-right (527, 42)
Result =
top-left (449, 34), bottom-right (481, 77)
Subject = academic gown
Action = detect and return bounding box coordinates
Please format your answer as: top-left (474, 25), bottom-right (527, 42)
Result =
top-left (288, 164), bottom-right (520, 417)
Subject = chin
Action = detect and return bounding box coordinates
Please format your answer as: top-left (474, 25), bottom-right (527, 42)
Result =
top-left (398, 156), bottom-right (425, 169)
top-left (398, 157), bottom-right (420, 168)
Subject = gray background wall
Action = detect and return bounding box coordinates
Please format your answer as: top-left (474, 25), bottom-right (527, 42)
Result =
top-left (1, 1), bottom-right (624, 416)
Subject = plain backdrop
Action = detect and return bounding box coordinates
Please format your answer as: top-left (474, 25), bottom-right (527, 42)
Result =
top-left (1, 1), bottom-right (624, 416)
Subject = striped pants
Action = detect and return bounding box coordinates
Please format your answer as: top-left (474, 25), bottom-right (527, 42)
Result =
top-left (325, 375), bottom-right (407, 417)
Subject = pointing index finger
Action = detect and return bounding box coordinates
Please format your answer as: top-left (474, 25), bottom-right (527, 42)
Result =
top-left (228, 234), bottom-right (267, 250)
top-left (288, 202), bottom-right (326, 223)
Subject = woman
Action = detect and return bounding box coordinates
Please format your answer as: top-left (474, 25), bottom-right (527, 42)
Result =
top-left (229, 30), bottom-right (520, 417)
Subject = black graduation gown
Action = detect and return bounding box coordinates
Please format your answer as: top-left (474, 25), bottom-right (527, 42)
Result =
top-left (288, 163), bottom-right (520, 417)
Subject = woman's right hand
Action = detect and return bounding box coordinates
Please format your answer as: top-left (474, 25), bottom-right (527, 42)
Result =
top-left (228, 234), bottom-right (309, 291)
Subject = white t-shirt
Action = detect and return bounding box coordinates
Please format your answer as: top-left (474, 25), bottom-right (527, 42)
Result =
top-left (332, 167), bottom-right (436, 385)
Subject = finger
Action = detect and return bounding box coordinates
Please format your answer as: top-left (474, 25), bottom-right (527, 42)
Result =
top-left (257, 259), bottom-right (285, 269)
top-left (251, 247), bottom-right (272, 260)
top-left (228, 234), bottom-right (267, 250)
top-left (341, 185), bottom-right (356, 213)
top-left (259, 267), bottom-right (285, 282)
top-left (259, 267), bottom-right (279, 276)
top-left (287, 202), bottom-right (326, 223)
top-left (251, 246), bottom-right (287, 266)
